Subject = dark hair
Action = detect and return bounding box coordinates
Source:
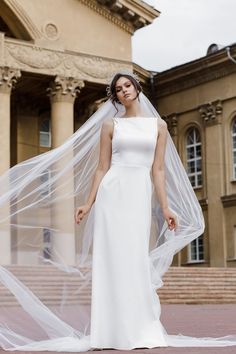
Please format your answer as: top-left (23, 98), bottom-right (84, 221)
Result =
top-left (108, 73), bottom-right (142, 106)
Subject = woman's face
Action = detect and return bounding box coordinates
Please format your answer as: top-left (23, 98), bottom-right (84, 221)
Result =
top-left (115, 76), bottom-right (138, 105)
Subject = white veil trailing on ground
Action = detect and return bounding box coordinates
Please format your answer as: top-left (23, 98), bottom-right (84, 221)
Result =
top-left (0, 73), bottom-right (236, 351)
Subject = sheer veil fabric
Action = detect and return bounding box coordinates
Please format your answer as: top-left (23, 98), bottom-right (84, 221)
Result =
top-left (0, 89), bottom-right (236, 351)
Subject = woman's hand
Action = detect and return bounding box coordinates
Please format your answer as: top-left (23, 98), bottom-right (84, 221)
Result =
top-left (163, 207), bottom-right (178, 231)
top-left (75, 204), bottom-right (91, 225)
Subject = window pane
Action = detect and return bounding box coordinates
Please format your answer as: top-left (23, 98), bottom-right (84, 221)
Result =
top-left (40, 119), bottom-right (51, 147)
top-left (190, 235), bottom-right (204, 261)
top-left (187, 129), bottom-right (194, 145)
top-left (43, 228), bottom-right (51, 259)
top-left (186, 128), bottom-right (202, 188)
top-left (40, 132), bottom-right (50, 147)
top-left (40, 119), bottom-right (50, 132)
top-left (187, 146), bottom-right (195, 159)
top-left (233, 120), bottom-right (236, 134)
top-left (187, 161), bottom-right (195, 173)
top-left (196, 159), bottom-right (202, 172)
top-left (194, 129), bottom-right (201, 143)
top-left (189, 175), bottom-right (196, 187)
top-left (196, 144), bottom-right (201, 157)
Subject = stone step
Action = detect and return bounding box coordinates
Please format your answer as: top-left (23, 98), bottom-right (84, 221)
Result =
top-left (0, 266), bottom-right (235, 305)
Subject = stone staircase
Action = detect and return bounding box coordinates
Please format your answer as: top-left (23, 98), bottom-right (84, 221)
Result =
top-left (0, 265), bottom-right (235, 306)
top-left (158, 267), bottom-right (236, 304)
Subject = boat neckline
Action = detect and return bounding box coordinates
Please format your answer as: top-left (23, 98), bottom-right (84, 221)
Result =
top-left (115, 116), bottom-right (156, 119)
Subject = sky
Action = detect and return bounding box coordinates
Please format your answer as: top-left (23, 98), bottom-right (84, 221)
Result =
top-left (132, 0), bottom-right (236, 72)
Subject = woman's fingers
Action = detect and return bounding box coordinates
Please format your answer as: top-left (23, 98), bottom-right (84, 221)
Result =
top-left (168, 216), bottom-right (177, 231)
top-left (75, 209), bottom-right (83, 224)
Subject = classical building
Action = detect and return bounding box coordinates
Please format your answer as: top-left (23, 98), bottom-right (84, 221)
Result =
top-left (1, 0), bottom-right (235, 269)
top-left (150, 43), bottom-right (236, 268)
top-left (0, 0), bottom-right (159, 265)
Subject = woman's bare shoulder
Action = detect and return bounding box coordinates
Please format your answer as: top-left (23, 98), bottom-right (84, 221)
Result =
top-left (101, 119), bottom-right (114, 138)
top-left (101, 118), bottom-right (113, 129)
top-left (157, 118), bottom-right (167, 133)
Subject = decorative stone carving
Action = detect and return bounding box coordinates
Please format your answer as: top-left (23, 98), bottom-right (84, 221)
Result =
top-left (6, 43), bottom-right (63, 69)
top-left (163, 113), bottom-right (178, 136)
top-left (0, 66), bottom-right (21, 93)
top-left (199, 100), bottom-right (222, 125)
top-left (43, 23), bottom-right (60, 40)
top-left (47, 76), bottom-right (85, 103)
top-left (4, 39), bottom-right (132, 83)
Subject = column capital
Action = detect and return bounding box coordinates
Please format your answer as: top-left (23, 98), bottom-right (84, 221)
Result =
top-left (163, 113), bottom-right (178, 136)
top-left (0, 67), bottom-right (21, 94)
top-left (199, 99), bottom-right (223, 126)
top-left (48, 76), bottom-right (85, 103)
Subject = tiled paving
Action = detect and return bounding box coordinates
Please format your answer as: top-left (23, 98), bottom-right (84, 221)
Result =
top-left (0, 304), bottom-right (235, 354)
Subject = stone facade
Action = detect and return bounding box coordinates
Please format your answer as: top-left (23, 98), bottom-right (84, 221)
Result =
top-left (151, 45), bottom-right (236, 268)
top-left (1, 0), bottom-right (235, 269)
top-left (0, 0), bottom-right (159, 265)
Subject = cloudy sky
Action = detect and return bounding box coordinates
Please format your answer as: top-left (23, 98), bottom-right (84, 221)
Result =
top-left (132, 0), bottom-right (236, 72)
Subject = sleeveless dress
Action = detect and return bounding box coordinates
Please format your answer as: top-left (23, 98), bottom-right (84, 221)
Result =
top-left (90, 117), bottom-right (167, 350)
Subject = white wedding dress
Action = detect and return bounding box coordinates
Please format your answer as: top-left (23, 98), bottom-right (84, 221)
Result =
top-left (0, 115), bottom-right (235, 352)
top-left (90, 117), bottom-right (167, 349)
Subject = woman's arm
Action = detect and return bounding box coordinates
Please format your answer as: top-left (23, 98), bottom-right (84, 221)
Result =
top-left (151, 119), bottom-right (177, 231)
top-left (75, 119), bottom-right (113, 224)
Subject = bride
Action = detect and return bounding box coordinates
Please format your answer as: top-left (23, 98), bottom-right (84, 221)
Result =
top-left (0, 71), bottom-right (235, 351)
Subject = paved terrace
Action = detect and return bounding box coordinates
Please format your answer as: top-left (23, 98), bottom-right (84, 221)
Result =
top-left (0, 304), bottom-right (235, 354)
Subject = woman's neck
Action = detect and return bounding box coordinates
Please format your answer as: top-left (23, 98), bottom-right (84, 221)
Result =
top-left (123, 101), bottom-right (143, 117)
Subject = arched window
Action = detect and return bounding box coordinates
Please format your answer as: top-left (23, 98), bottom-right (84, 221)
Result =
top-left (40, 119), bottom-right (51, 148)
top-left (186, 127), bottom-right (202, 188)
top-left (232, 118), bottom-right (236, 180)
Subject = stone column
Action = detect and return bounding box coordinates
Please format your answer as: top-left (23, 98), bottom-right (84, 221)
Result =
top-left (48, 76), bottom-right (84, 265)
top-left (163, 113), bottom-right (181, 266)
top-left (199, 100), bottom-right (226, 267)
top-left (0, 67), bottom-right (21, 264)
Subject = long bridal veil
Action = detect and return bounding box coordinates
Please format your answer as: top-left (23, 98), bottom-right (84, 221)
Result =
top-left (0, 86), bottom-right (236, 351)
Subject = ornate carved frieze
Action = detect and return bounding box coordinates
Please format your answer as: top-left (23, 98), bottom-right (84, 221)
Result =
top-left (4, 39), bottom-right (132, 83)
top-left (48, 76), bottom-right (85, 103)
top-left (199, 100), bottom-right (223, 125)
top-left (162, 113), bottom-right (178, 136)
top-left (0, 66), bottom-right (21, 93)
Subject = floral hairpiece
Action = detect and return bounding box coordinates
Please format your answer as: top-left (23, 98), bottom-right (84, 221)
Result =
top-left (106, 71), bottom-right (140, 98)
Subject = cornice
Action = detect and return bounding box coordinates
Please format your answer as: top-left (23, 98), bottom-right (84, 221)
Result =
top-left (221, 194), bottom-right (236, 208)
top-left (79, 0), bottom-right (159, 34)
top-left (119, 0), bottom-right (160, 21)
top-left (79, 0), bottom-right (133, 33)
top-left (155, 45), bottom-right (236, 98)
top-left (133, 62), bottom-right (150, 86)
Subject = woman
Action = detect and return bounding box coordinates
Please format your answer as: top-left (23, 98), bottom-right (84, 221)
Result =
top-left (75, 73), bottom-right (177, 350)
top-left (0, 71), bottom-right (235, 351)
